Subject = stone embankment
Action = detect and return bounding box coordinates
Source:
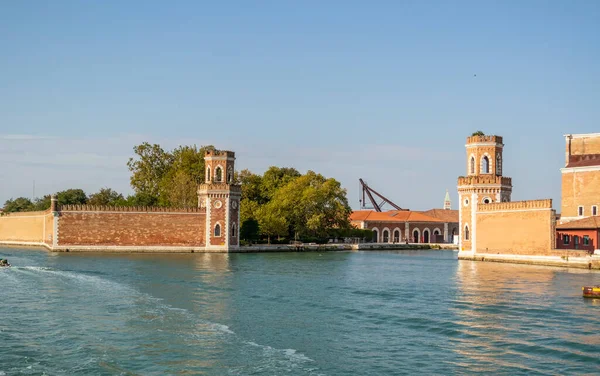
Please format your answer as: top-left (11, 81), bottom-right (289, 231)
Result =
top-left (459, 252), bottom-right (600, 270)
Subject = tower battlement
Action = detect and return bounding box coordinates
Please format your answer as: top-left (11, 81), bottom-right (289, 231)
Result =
top-left (205, 150), bottom-right (235, 159)
top-left (466, 135), bottom-right (503, 145)
top-left (458, 175), bottom-right (512, 187)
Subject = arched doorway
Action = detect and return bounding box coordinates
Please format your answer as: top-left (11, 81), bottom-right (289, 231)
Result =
top-left (423, 229), bottom-right (430, 243)
top-left (393, 230), bottom-right (400, 243)
top-left (433, 229), bottom-right (440, 243)
top-left (413, 229), bottom-right (419, 243)
top-left (372, 228), bottom-right (379, 243)
top-left (383, 230), bottom-right (389, 243)
top-left (451, 228), bottom-right (457, 243)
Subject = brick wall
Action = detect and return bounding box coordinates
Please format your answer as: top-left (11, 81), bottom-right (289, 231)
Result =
top-left (476, 203), bottom-right (556, 255)
top-left (207, 198), bottom-right (226, 247)
top-left (0, 210), bottom-right (53, 244)
top-left (58, 208), bottom-right (205, 247)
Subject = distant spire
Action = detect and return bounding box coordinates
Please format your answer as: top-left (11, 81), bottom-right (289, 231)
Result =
top-left (444, 189), bottom-right (451, 210)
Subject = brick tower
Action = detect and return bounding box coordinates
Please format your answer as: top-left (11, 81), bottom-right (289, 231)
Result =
top-left (197, 150), bottom-right (241, 251)
top-left (457, 135), bottom-right (512, 252)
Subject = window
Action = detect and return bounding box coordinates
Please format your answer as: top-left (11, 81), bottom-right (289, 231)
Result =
top-left (563, 235), bottom-right (570, 245)
top-left (496, 153), bottom-right (502, 175)
top-left (207, 167), bottom-right (211, 182)
top-left (216, 167), bottom-right (223, 182)
top-left (231, 223), bottom-right (237, 237)
top-left (483, 197), bottom-right (491, 204)
top-left (393, 230), bottom-right (400, 243)
top-left (578, 206), bottom-right (584, 216)
top-left (464, 226), bottom-right (470, 240)
top-left (214, 224), bottom-right (221, 237)
top-left (593, 206), bottom-right (598, 216)
top-left (470, 157), bottom-right (475, 174)
top-left (482, 156), bottom-right (490, 174)
top-left (227, 167), bottom-right (233, 183)
top-left (383, 230), bottom-right (389, 243)
top-left (583, 235), bottom-right (590, 246)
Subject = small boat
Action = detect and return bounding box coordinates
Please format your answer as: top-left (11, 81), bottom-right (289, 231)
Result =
top-left (0, 259), bottom-right (10, 267)
top-left (582, 286), bottom-right (600, 298)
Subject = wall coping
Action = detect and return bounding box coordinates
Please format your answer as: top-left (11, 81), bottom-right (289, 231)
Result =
top-left (0, 209), bottom-right (52, 217)
top-left (477, 199), bottom-right (553, 212)
top-left (58, 205), bottom-right (204, 213)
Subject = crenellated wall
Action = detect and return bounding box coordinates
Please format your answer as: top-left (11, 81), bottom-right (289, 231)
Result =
top-left (466, 135), bottom-right (503, 145)
top-left (477, 199), bottom-right (553, 212)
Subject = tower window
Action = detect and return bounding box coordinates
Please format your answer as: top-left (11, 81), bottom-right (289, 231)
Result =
top-left (231, 222), bottom-right (237, 237)
top-left (464, 226), bottom-right (469, 240)
top-left (593, 206), bottom-right (598, 216)
top-left (215, 167), bottom-right (223, 182)
top-left (483, 197), bottom-right (491, 204)
top-left (470, 157), bottom-right (475, 174)
top-left (207, 167), bottom-right (211, 182)
top-left (227, 167), bottom-right (233, 183)
top-left (578, 206), bottom-right (584, 216)
top-left (214, 224), bottom-right (221, 237)
top-left (496, 153), bottom-right (502, 175)
top-left (482, 156), bottom-right (490, 174)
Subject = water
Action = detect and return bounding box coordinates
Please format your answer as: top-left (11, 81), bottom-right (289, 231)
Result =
top-left (1, 248), bottom-right (599, 375)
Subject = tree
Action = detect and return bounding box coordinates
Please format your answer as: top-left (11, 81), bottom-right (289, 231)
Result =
top-left (240, 218), bottom-right (260, 243)
top-left (270, 171), bottom-right (351, 239)
top-left (3, 197), bottom-right (35, 213)
top-left (260, 166), bottom-right (301, 200)
top-left (257, 203), bottom-right (288, 244)
top-left (88, 188), bottom-right (125, 206)
top-left (472, 131), bottom-right (485, 136)
top-left (164, 170), bottom-right (197, 208)
top-left (238, 169), bottom-right (265, 204)
top-left (56, 189), bottom-right (88, 206)
top-left (124, 192), bottom-right (158, 207)
top-left (127, 142), bottom-right (173, 200)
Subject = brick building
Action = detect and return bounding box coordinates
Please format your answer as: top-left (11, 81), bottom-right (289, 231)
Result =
top-left (350, 203), bottom-right (459, 244)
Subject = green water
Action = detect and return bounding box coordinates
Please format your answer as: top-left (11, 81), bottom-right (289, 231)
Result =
top-left (1, 248), bottom-right (599, 375)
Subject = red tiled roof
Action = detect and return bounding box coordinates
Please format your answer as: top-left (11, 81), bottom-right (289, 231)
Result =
top-left (350, 210), bottom-right (445, 223)
top-left (419, 209), bottom-right (459, 223)
top-left (556, 216), bottom-right (600, 230)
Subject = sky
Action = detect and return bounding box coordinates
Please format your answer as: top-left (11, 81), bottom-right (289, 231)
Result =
top-left (1, 1), bottom-right (599, 211)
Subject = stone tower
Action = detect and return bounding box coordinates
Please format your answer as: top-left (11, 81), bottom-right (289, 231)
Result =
top-left (457, 135), bottom-right (512, 252)
top-left (198, 150), bottom-right (241, 251)
top-left (444, 190), bottom-right (452, 210)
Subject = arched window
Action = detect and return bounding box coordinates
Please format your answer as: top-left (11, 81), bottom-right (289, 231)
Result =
top-left (482, 156), bottom-right (490, 174)
top-left (215, 167), bottom-right (223, 182)
top-left (227, 167), bottom-right (233, 183)
top-left (464, 226), bottom-right (469, 240)
top-left (231, 223), bottom-right (237, 237)
top-left (496, 153), bottom-right (502, 175)
top-left (470, 157), bottom-right (475, 174)
top-left (393, 230), bottom-right (400, 243)
top-left (214, 224), bottom-right (221, 237)
top-left (423, 229), bottom-right (430, 243)
top-left (413, 229), bottom-right (420, 243)
top-left (383, 230), bottom-right (389, 243)
top-left (207, 167), bottom-right (211, 182)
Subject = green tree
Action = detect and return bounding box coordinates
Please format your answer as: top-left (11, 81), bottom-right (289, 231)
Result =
top-left (56, 189), bottom-right (88, 206)
top-left (240, 218), bottom-right (260, 243)
top-left (270, 171), bottom-right (351, 238)
top-left (88, 188), bottom-right (125, 206)
top-left (124, 192), bottom-right (158, 207)
top-left (127, 142), bottom-right (173, 201)
top-left (164, 170), bottom-right (198, 208)
top-left (3, 197), bottom-right (35, 213)
top-left (238, 169), bottom-right (265, 203)
top-left (260, 166), bottom-right (301, 200)
top-left (472, 131), bottom-right (485, 136)
top-left (257, 203), bottom-right (288, 244)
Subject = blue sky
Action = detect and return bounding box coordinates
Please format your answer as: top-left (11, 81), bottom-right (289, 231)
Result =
top-left (1, 1), bottom-right (599, 211)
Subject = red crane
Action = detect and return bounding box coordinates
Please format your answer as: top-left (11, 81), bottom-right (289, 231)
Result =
top-left (359, 178), bottom-right (408, 212)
